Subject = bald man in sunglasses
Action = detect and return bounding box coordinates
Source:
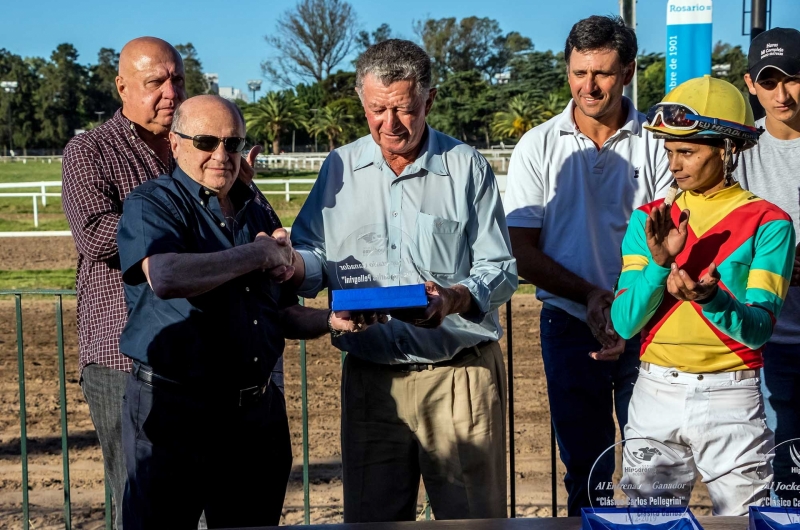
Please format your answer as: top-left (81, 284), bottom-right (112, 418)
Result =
top-left (115, 95), bottom-right (364, 529)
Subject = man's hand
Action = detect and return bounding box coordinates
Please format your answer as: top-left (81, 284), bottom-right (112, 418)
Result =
top-left (586, 288), bottom-right (617, 349)
top-left (667, 262), bottom-right (720, 302)
top-left (237, 145), bottom-right (263, 186)
top-left (330, 310), bottom-right (388, 333)
top-left (590, 335), bottom-right (625, 361)
top-left (392, 281), bottom-right (472, 329)
top-left (253, 230), bottom-right (294, 282)
top-left (645, 203), bottom-right (690, 267)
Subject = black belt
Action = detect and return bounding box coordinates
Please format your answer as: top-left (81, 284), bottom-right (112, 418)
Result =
top-left (132, 363), bottom-right (271, 407)
top-left (355, 342), bottom-right (494, 373)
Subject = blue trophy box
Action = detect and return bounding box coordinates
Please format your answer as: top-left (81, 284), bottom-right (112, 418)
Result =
top-left (331, 284), bottom-right (428, 313)
top-left (750, 506), bottom-right (800, 530)
top-left (581, 508), bottom-right (704, 530)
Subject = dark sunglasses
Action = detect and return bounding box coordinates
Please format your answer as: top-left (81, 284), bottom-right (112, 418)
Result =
top-left (646, 104), bottom-right (761, 141)
top-left (174, 132), bottom-right (246, 153)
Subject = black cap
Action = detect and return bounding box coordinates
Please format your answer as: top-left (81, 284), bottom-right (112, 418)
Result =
top-left (749, 27), bottom-right (800, 81)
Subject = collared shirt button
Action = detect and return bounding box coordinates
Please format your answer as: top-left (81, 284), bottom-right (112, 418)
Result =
top-left (254, 357), bottom-right (258, 362)
top-left (245, 287), bottom-right (250, 292)
top-left (220, 222), bottom-right (226, 227)
top-left (205, 190), bottom-right (210, 195)
top-left (672, 372), bottom-right (679, 377)
top-left (392, 211), bottom-right (398, 217)
top-left (199, 200), bottom-right (204, 206)
top-left (391, 244), bottom-right (396, 249)
top-left (253, 319), bottom-right (258, 325)
top-left (697, 374), bottom-right (704, 380)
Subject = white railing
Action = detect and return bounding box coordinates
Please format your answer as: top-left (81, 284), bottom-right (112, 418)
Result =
top-left (0, 156), bottom-right (63, 164)
top-left (255, 155), bottom-right (327, 171)
top-left (252, 178), bottom-right (317, 201)
top-left (0, 181), bottom-right (63, 206)
top-left (0, 179), bottom-right (318, 227)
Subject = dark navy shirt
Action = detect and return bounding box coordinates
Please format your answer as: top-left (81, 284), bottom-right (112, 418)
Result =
top-left (117, 167), bottom-right (294, 388)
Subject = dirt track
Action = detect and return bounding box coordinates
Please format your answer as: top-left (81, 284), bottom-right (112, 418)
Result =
top-left (0, 237), bottom-right (711, 528)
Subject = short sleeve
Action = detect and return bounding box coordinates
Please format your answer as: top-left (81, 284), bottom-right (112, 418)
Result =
top-left (117, 191), bottom-right (188, 286)
top-left (503, 130), bottom-right (547, 229)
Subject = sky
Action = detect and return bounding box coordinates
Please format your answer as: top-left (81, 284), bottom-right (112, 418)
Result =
top-left (1, 0), bottom-right (798, 99)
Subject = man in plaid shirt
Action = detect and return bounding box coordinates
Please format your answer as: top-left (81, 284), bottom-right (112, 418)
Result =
top-left (62, 37), bottom-right (186, 528)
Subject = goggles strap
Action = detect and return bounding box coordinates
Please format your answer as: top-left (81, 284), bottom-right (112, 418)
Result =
top-left (723, 138), bottom-right (740, 183)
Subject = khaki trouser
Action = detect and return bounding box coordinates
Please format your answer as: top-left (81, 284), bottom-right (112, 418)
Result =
top-left (341, 341), bottom-right (508, 522)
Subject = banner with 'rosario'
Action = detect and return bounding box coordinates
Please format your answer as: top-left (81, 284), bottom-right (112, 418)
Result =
top-left (665, 0), bottom-right (713, 93)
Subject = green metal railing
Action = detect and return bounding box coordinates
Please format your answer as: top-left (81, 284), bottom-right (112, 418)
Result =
top-left (3, 289), bottom-right (557, 527)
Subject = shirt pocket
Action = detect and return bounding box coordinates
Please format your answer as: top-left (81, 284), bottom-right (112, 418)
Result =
top-left (415, 211), bottom-right (463, 275)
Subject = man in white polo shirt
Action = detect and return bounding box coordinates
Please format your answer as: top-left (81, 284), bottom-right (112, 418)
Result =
top-left (503, 15), bottom-right (671, 515)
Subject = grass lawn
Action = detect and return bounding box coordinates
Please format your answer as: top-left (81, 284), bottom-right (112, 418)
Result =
top-left (0, 268), bottom-right (76, 291)
top-left (0, 163), bottom-right (316, 230)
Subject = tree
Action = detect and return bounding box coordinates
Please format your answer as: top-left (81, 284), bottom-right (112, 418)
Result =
top-left (0, 49), bottom-right (40, 154)
top-left (305, 101), bottom-right (352, 151)
top-left (533, 93), bottom-right (568, 124)
top-left (356, 23), bottom-right (392, 52)
top-left (492, 95), bottom-right (537, 140)
top-left (175, 43), bottom-right (209, 97)
top-left (86, 47), bottom-right (121, 119)
top-left (414, 17), bottom-right (531, 82)
top-left (637, 55), bottom-right (666, 113)
top-left (712, 41), bottom-right (748, 93)
top-left (428, 69), bottom-right (495, 145)
top-left (244, 91), bottom-right (306, 155)
top-left (34, 44), bottom-right (88, 148)
top-left (263, 0), bottom-right (359, 86)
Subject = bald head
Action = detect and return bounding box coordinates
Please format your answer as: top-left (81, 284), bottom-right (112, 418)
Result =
top-left (116, 37), bottom-right (186, 137)
top-left (169, 95), bottom-right (246, 196)
top-left (172, 95), bottom-right (245, 136)
top-left (119, 37), bottom-right (182, 77)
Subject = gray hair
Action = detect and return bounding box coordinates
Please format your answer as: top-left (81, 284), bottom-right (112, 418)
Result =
top-left (355, 39), bottom-right (432, 96)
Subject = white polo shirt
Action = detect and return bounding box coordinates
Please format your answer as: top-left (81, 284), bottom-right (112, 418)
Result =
top-left (504, 97), bottom-right (672, 321)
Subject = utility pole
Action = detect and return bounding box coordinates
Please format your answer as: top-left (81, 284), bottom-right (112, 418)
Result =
top-left (749, 0), bottom-right (770, 119)
top-left (620, 0), bottom-right (638, 107)
top-left (1, 81), bottom-right (18, 156)
top-left (751, 0), bottom-right (768, 40)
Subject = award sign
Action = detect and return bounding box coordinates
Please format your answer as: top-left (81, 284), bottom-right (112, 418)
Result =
top-left (330, 224), bottom-right (427, 312)
top-left (588, 438), bottom-right (693, 524)
top-left (754, 438), bottom-right (800, 516)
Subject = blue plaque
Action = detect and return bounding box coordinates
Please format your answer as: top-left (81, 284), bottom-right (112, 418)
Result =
top-left (331, 284), bottom-right (427, 313)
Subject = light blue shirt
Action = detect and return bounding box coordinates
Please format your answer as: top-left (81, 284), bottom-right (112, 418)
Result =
top-left (291, 126), bottom-right (518, 364)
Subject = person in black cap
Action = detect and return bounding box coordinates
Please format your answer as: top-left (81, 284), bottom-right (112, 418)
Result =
top-left (736, 26), bottom-right (800, 504)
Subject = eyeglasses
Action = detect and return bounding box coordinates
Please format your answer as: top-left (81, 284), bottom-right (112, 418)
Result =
top-left (646, 104), bottom-right (761, 141)
top-left (173, 132), bottom-right (246, 154)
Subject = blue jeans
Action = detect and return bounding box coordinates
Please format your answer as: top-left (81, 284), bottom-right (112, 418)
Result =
top-left (761, 341), bottom-right (800, 502)
top-left (540, 305), bottom-right (641, 516)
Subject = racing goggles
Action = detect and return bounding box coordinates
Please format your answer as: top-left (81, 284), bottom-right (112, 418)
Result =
top-left (174, 132), bottom-right (246, 154)
top-left (646, 104), bottom-right (760, 141)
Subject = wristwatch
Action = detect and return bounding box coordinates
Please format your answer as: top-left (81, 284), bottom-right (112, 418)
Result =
top-left (328, 311), bottom-right (347, 338)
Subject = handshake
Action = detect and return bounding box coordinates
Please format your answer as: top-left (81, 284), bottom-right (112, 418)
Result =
top-left (253, 228), bottom-right (298, 283)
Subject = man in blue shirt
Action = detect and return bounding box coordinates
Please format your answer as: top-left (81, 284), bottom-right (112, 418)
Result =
top-left (117, 95), bottom-right (361, 529)
top-left (289, 40), bottom-right (517, 522)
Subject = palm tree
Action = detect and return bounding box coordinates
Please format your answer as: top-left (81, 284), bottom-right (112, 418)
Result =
top-left (243, 91), bottom-right (306, 155)
top-left (533, 93), bottom-right (568, 125)
top-left (305, 102), bottom-right (352, 152)
top-left (491, 95), bottom-right (537, 140)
